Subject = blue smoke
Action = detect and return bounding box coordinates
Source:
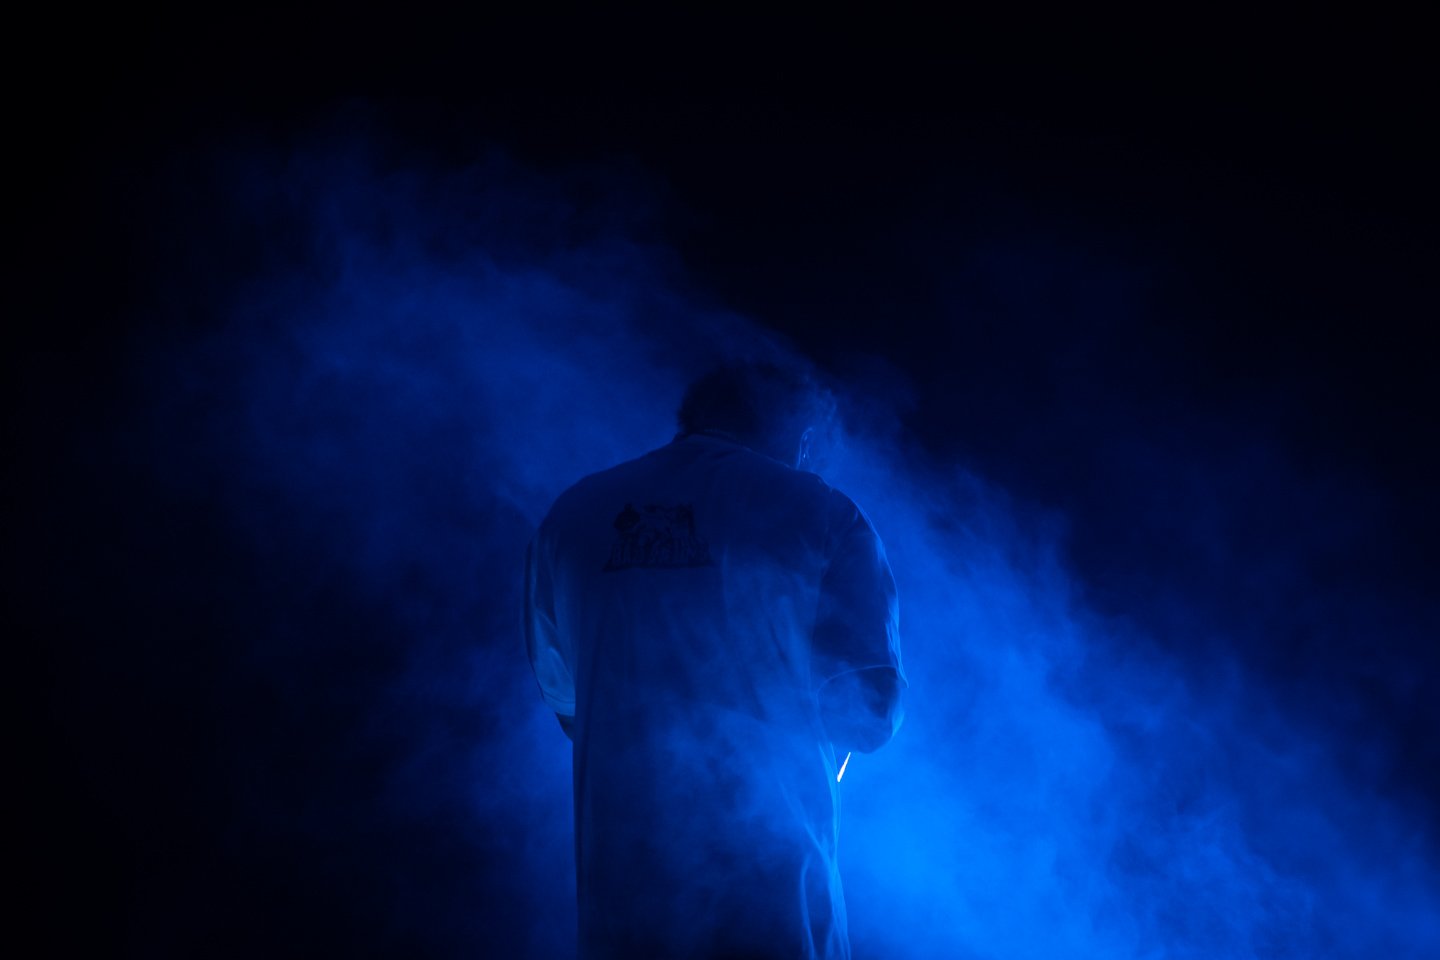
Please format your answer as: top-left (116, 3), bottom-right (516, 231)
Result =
top-left (114, 130), bottom-right (1437, 958)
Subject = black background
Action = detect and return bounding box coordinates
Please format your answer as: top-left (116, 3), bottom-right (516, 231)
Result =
top-left (15, 8), bottom-right (1437, 956)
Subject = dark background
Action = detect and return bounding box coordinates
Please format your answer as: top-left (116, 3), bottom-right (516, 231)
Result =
top-left (15, 9), bottom-right (1437, 957)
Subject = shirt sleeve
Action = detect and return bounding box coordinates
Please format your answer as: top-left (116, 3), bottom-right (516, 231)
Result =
top-left (524, 531), bottom-right (576, 716)
top-left (811, 491), bottom-right (905, 689)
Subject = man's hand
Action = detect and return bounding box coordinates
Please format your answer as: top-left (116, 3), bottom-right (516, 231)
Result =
top-left (818, 666), bottom-right (904, 755)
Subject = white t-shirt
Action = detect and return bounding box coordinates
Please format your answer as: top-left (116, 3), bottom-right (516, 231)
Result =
top-left (526, 432), bottom-right (903, 960)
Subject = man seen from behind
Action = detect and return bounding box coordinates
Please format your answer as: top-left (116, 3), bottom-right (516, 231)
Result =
top-left (524, 360), bottom-right (906, 959)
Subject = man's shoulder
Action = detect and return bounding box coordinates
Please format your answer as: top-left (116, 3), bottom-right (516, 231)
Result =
top-left (553, 442), bottom-right (675, 496)
top-left (540, 462), bottom-right (635, 530)
top-left (539, 436), bottom-right (862, 535)
top-left (538, 444), bottom-right (677, 529)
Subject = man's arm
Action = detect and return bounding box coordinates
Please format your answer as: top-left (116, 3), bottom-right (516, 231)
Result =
top-left (812, 491), bottom-right (907, 754)
top-left (525, 534), bottom-right (577, 732)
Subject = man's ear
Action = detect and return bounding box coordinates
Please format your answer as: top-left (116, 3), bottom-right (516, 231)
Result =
top-left (797, 428), bottom-right (814, 469)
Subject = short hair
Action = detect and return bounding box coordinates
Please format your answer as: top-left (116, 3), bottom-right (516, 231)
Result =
top-left (676, 360), bottom-right (838, 464)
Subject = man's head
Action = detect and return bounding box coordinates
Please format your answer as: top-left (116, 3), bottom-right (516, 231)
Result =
top-left (676, 360), bottom-right (838, 470)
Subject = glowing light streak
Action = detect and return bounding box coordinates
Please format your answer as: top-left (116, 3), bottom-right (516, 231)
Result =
top-left (837, 751), bottom-right (851, 782)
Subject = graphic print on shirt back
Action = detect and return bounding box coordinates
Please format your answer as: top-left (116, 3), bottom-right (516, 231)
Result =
top-left (603, 502), bottom-right (714, 571)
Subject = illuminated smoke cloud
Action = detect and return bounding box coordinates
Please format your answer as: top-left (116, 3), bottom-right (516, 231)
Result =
top-left (112, 128), bottom-right (1438, 958)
